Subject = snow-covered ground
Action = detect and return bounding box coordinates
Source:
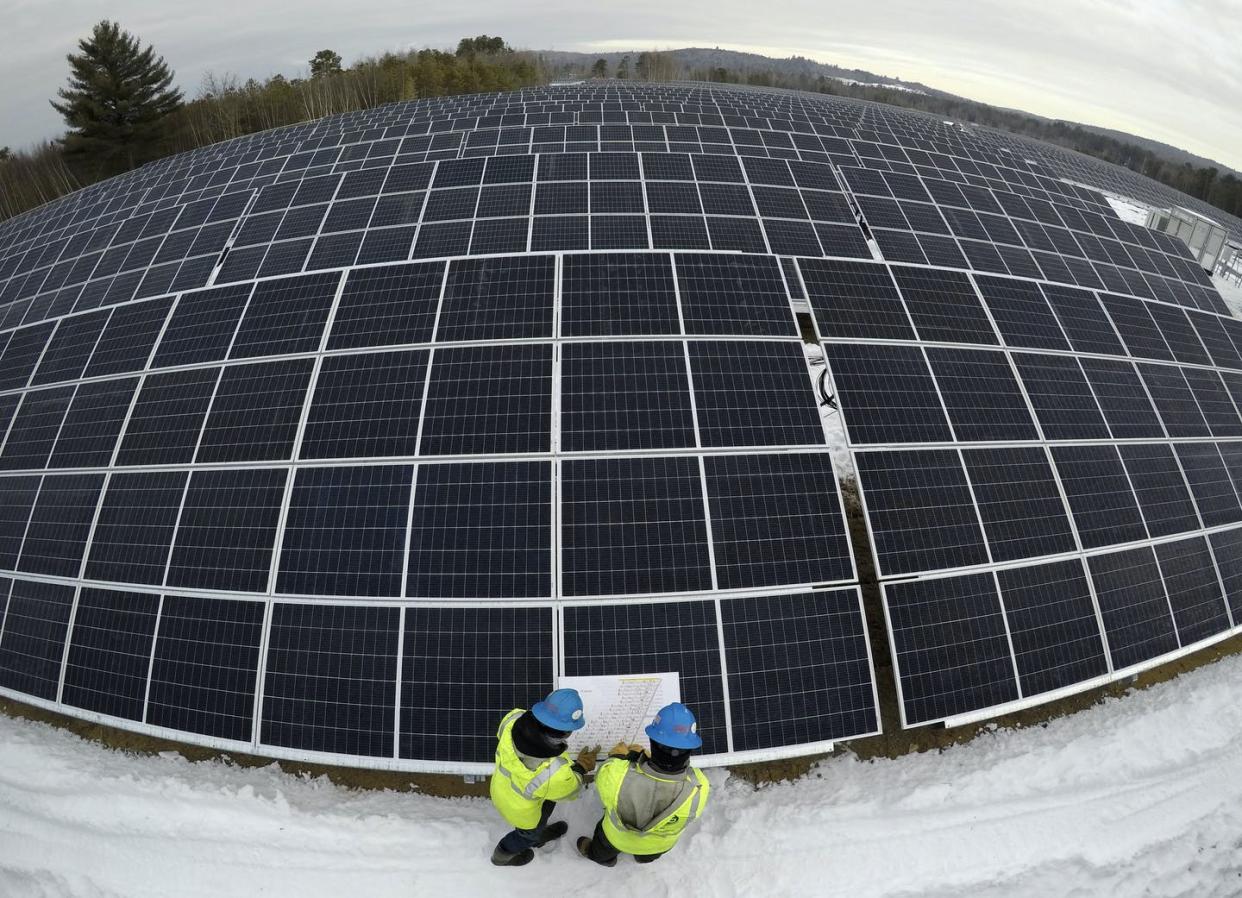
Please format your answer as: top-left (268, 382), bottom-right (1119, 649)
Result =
top-left (3, 651), bottom-right (1242, 897)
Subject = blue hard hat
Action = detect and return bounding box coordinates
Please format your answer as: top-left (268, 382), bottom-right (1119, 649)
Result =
top-left (532, 688), bottom-right (586, 731)
top-left (645, 702), bottom-right (702, 750)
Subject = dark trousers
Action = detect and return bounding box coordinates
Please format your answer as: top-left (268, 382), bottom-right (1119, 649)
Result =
top-left (498, 800), bottom-right (556, 854)
top-left (583, 817), bottom-right (665, 864)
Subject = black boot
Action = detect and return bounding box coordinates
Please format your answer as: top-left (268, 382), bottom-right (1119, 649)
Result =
top-left (535, 821), bottom-right (568, 847)
top-left (576, 837), bottom-right (617, 867)
top-left (491, 845), bottom-right (535, 867)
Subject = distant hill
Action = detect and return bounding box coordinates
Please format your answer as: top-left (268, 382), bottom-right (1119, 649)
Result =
top-left (540, 47), bottom-right (946, 97)
top-left (540, 46), bottom-right (1237, 178)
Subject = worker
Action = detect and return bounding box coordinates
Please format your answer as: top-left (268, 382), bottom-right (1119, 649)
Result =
top-left (576, 702), bottom-right (711, 866)
top-left (489, 688), bottom-right (599, 867)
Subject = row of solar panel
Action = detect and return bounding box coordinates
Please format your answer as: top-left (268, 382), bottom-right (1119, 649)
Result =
top-left (853, 442), bottom-right (1242, 578)
top-left (0, 579), bottom-right (877, 760)
top-left (829, 347), bottom-right (1242, 446)
top-left (0, 337), bottom-right (831, 471)
top-left (808, 262), bottom-right (1238, 364)
top-left (0, 250), bottom-right (819, 383)
top-left (885, 527), bottom-right (1242, 726)
top-left (0, 452), bottom-right (853, 597)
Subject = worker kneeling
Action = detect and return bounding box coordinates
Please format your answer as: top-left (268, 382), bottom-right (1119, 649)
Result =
top-left (490, 688), bottom-right (598, 867)
top-left (577, 702), bottom-right (710, 866)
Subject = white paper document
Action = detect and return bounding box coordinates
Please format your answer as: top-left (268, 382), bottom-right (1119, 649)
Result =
top-left (559, 672), bottom-right (681, 753)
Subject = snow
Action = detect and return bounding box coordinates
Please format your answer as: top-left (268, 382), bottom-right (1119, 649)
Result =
top-left (1213, 273), bottom-right (1242, 319)
top-left (1104, 195), bottom-right (1153, 226)
top-left (4, 652), bottom-right (1242, 897)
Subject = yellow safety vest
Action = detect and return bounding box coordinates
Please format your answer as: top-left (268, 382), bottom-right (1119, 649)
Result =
top-left (489, 708), bottom-right (582, 829)
top-left (595, 757), bottom-right (710, 855)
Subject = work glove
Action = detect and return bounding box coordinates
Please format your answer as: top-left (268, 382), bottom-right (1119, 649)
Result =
top-left (628, 743), bottom-right (647, 756)
top-left (609, 741), bottom-right (630, 758)
top-left (576, 745), bottom-right (601, 774)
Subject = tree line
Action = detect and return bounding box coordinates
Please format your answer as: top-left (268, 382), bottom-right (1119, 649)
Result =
top-left (1, 24), bottom-right (1239, 225)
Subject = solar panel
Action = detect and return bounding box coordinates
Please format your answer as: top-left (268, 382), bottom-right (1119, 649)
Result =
top-left (560, 341), bottom-right (695, 451)
top-left (0, 81), bottom-right (1239, 767)
top-left (561, 455), bottom-right (711, 597)
top-left (1087, 546), bottom-right (1179, 670)
top-left (166, 467), bottom-right (287, 592)
top-left (825, 343), bottom-right (952, 445)
top-left (884, 572), bottom-right (1019, 725)
top-left (0, 578), bottom-right (76, 700)
top-left (995, 559), bottom-right (1108, 697)
top-left (689, 341), bottom-right (824, 447)
top-left (407, 461), bottom-right (551, 599)
top-left (61, 587), bottom-right (159, 721)
top-left (277, 465), bottom-right (413, 598)
top-left (146, 595), bottom-right (264, 741)
top-left (721, 589), bottom-right (877, 749)
top-left (419, 343), bottom-right (551, 455)
top-left (402, 605), bottom-right (553, 763)
top-left (704, 453), bottom-right (853, 589)
top-left (261, 603), bottom-right (399, 757)
top-left (300, 350), bottom-right (428, 459)
top-left (854, 449), bottom-right (988, 576)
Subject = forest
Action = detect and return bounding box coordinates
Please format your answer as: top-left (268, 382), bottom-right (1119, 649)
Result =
top-left (1, 28), bottom-right (1239, 224)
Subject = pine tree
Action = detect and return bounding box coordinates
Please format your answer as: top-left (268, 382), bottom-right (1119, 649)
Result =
top-left (50, 20), bottom-right (183, 174)
top-left (591, 58), bottom-right (607, 78)
top-left (310, 49), bottom-right (343, 78)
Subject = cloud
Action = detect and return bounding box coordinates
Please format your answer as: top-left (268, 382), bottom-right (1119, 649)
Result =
top-left (1, 0), bottom-right (1237, 171)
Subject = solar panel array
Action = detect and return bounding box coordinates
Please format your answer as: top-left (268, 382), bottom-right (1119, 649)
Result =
top-left (0, 81), bottom-right (1234, 767)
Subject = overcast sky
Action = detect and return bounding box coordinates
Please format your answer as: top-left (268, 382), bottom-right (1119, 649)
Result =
top-left (3, 0), bottom-right (1239, 171)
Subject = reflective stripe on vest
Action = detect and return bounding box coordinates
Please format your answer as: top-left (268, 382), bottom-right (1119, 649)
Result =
top-left (522, 756), bottom-right (567, 799)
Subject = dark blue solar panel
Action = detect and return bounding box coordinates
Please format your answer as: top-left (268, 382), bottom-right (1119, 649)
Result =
top-left (116, 368), bottom-right (219, 466)
top-left (151, 283), bottom-right (252, 368)
top-left (561, 341), bottom-right (695, 451)
top-left (300, 350), bottom-right (428, 459)
top-left (61, 587), bottom-right (159, 721)
top-left (1087, 546), bottom-right (1179, 671)
top-left (277, 465), bottom-right (412, 598)
top-left (722, 589), bottom-right (877, 748)
top-left (1050, 444), bottom-right (1147, 549)
top-left (0, 476), bottom-right (39, 567)
top-left (262, 603), bottom-right (399, 757)
top-left (1209, 528), bottom-right (1242, 624)
top-left (419, 343), bottom-right (551, 455)
top-left (0, 323), bottom-right (56, 391)
top-left (561, 253), bottom-right (679, 337)
top-left (229, 271), bottom-right (341, 359)
top-left (885, 572), bottom-right (1019, 725)
top-left (1155, 536), bottom-right (1230, 646)
top-left (561, 455), bottom-right (710, 597)
top-left (1138, 364), bottom-right (1209, 437)
top-left (166, 467), bottom-right (287, 593)
top-left (327, 261), bottom-right (445, 350)
top-left (689, 341), bottom-right (824, 448)
top-left (925, 347), bottom-right (1038, 441)
top-left (996, 559), bottom-right (1107, 697)
top-left (30, 310), bottom-right (109, 386)
top-left (196, 359), bottom-right (313, 463)
top-left (48, 377), bottom-right (138, 469)
top-left (974, 275), bottom-right (1070, 351)
top-left (801, 259), bottom-right (916, 341)
top-left (825, 343), bottom-right (952, 445)
top-left (147, 595), bottom-right (264, 742)
top-left (436, 256), bottom-right (554, 341)
top-left (18, 473), bottom-right (104, 577)
top-left (675, 254), bottom-right (796, 336)
top-left (1078, 358), bottom-right (1164, 439)
top-left (961, 447), bottom-right (1076, 562)
top-left (84, 470), bottom-right (187, 585)
top-left (85, 297), bottom-right (173, 377)
top-left (0, 578), bottom-right (76, 700)
top-left (705, 452), bottom-right (853, 589)
top-left (854, 449), bottom-right (987, 576)
top-left (890, 266), bottom-right (998, 345)
top-left (406, 461), bottom-right (551, 599)
top-left (401, 605), bottom-right (553, 763)
top-left (1175, 443), bottom-right (1242, 527)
